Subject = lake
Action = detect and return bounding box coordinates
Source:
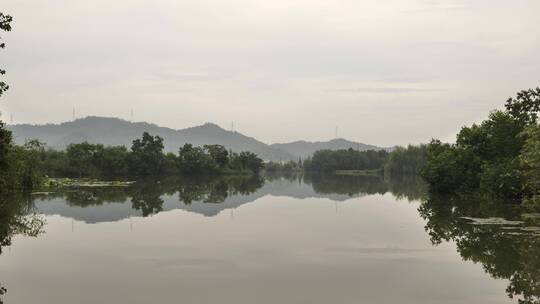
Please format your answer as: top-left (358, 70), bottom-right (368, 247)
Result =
top-left (0, 174), bottom-right (538, 304)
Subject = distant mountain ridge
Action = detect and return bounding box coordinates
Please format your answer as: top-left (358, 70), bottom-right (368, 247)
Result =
top-left (7, 116), bottom-right (383, 161)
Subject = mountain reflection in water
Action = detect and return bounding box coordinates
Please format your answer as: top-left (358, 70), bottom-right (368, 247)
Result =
top-left (0, 174), bottom-right (538, 304)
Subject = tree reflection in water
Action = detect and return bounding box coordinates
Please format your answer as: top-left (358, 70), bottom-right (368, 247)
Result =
top-left (305, 173), bottom-right (388, 196)
top-left (1, 174), bottom-right (539, 303)
top-left (40, 175), bottom-right (265, 217)
top-left (0, 193), bottom-right (45, 303)
top-left (0, 285), bottom-right (5, 304)
top-left (419, 192), bottom-right (540, 304)
top-left (282, 173), bottom-right (540, 303)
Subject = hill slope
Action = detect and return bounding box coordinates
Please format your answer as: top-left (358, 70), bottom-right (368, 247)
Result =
top-left (7, 116), bottom-right (383, 161)
top-left (8, 117), bottom-right (295, 161)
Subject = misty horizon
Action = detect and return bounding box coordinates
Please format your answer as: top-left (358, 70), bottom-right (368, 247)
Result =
top-left (2, 0), bottom-right (539, 146)
top-left (1, 2), bottom-right (540, 304)
top-left (5, 114), bottom-right (393, 145)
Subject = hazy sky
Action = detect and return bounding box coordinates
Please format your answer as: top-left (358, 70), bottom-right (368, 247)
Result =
top-left (1, 0), bottom-right (539, 146)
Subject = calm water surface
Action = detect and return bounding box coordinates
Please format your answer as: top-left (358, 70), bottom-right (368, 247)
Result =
top-left (0, 175), bottom-right (538, 304)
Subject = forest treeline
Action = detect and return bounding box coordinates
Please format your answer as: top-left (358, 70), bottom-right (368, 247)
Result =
top-left (422, 88), bottom-right (540, 210)
top-left (265, 145), bottom-right (428, 179)
top-left (0, 132), bottom-right (264, 192)
top-left (304, 149), bottom-right (389, 173)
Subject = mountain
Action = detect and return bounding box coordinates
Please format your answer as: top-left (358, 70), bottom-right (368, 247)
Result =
top-left (7, 116), bottom-right (383, 161)
top-left (8, 116), bottom-right (295, 161)
top-left (270, 138), bottom-right (381, 159)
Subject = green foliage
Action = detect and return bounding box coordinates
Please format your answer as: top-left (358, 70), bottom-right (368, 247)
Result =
top-left (0, 132), bottom-right (265, 188)
top-left (0, 130), bottom-right (265, 192)
top-left (521, 125), bottom-right (540, 189)
top-left (0, 12), bottom-right (12, 98)
top-left (0, 122), bottom-right (13, 190)
top-left (304, 148), bottom-right (388, 173)
top-left (520, 124), bottom-right (540, 210)
top-left (480, 158), bottom-right (524, 199)
top-left (522, 195), bottom-right (540, 212)
top-left (422, 140), bottom-right (482, 194)
top-left (457, 111), bottom-right (525, 160)
top-left (423, 88), bottom-right (540, 206)
top-left (300, 145), bottom-right (426, 178)
top-left (0, 13), bottom-right (44, 193)
top-left (0, 12), bottom-right (12, 194)
top-left (129, 132), bottom-right (165, 176)
top-left (42, 142), bottom-right (131, 178)
top-left (505, 87), bottom-right (540, 126)
top-left (0, 140), bottom-right (46, 191)
top-left (176, 143), bottom-right (262, 175)
top-left (384, 145), bottom-right (428, 177)
top-left (231, 151), bottom-right (264, 174)
top-left (204, 144), bottom-right (229, 168)
top-left (177, 143), bottom-right (216, 174)
top-left (66, 142), bottom-right (101, 177)
top-left (39, 149), bottom-right (68, 177)
top-left (264, 160), bottom-right (302, 174)
top-left (95, 146), bottom-right (130, 177)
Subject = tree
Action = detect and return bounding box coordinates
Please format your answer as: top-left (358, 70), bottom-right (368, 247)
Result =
top-left (384, 145), bottom-right (428, 177)
top-left (505, 87), bottom-right (540, 126)
top-left (422, 140), bottom-right (482, 194)
top-left (19, 140), bottom-right (46, 189)
top-left (520, 124), bottom-right (540, 210)
top-left (66, 142), bottom-right (100, 177)
top-left (457, 111), bottom-right (525, 160)
top-left (0, 12), bottom-right (12, 98)
top-left (129, 132), bottom-right (165, 176)
top-left (235, 151), bottom-right (264, 174)
top-left (0, 125), bottom-right (12, 189)
top-left (204, 144), bottom-right (229, 169)
top-left (177, 143), bottom-right (216, 174)
top-left (423, 88), bottom-right (540, 202)
top-left (457, 111), bottom-right (525, 199)
top-left (0, 12), bottom-right (12, 192)
top-left (93, 145), bottom-right (130, 177)
top-left (304, 149), bottom-right (388, 173)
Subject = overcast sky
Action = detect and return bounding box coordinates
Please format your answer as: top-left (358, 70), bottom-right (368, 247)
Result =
top-left (1, 0), bottom-right (539, 146)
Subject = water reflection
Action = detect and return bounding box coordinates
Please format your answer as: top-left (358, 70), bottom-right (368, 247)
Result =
top-left (305, 174), bottom-right (388, 196)
top-left (32, 176), bottom-right (265, 221)
top-left (267, 173), bottom-right (425, 201)
top-left (0, 174), bottom-right (539, 303)
top-left (419, 192), bottom-right (540, 304)
top-left (0, 193), bottom-right (45, 303)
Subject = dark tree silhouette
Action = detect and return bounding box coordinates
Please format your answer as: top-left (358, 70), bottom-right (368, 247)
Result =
top-left (505, 87), bottom-right (540, 126)
top-left (0, 12), bottom-right (13, 192)
top-left (0, 12), bottom-right (12, 98)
